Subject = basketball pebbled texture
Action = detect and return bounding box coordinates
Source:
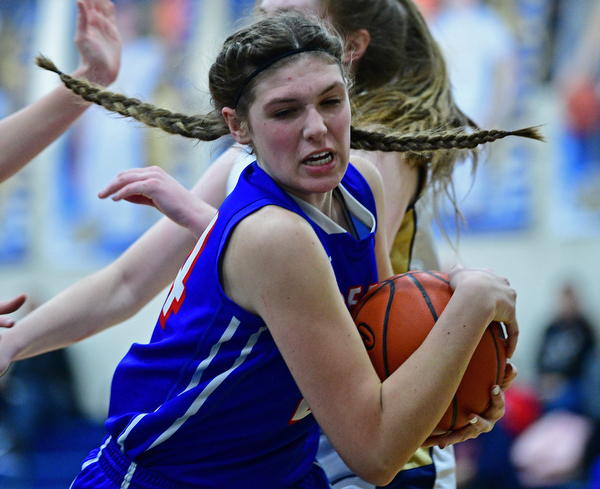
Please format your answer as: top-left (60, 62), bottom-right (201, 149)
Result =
top-left (351, 270), bottom-right (507, 433)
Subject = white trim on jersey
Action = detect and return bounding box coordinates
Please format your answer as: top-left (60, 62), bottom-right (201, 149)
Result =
top-left (432, 446), bottom-right (456, 489)
top-left (121, 460), bottom-right (137, 489)
top-left (116, 317), bottom-right (268, 453)
top-left (289, 184), bottom-right (375, 236)
top-left (81, 436), bottom-right (112, 471)
top-left (148, 324), bottom-right (267, 450)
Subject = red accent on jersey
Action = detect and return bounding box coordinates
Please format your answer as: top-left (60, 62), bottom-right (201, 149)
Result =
top-left (289, 397), bottom-right (312, 425)
top-left (347, 285), bottom-right (364, 307)
top-left (159, 213), bottom-right (218, 329)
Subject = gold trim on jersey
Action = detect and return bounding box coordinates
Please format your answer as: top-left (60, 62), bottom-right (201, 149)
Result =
top-left (401, 447), bottom-right (434, 471)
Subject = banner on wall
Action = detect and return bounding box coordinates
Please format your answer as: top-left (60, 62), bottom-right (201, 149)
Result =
top-left (431, 0), bottom-right (546, 235)
top-left (0, 1), bottom-right (37, 265)
top-left (551, 128), bottom-right (600, 238)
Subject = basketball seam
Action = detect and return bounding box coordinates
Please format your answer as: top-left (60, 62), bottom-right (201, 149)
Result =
top-left (490, 326), bottom-right (502, 385)
top-left (425, 271), bottom-right (449, 285)
top-left (382, 281), bottom-right (395, 378)
top-left (450, 396), bottom-right (458, 431)
top-left (409, 272), bottom-right (458, 430)
top-left (407, 273), bottom-right (439, 321)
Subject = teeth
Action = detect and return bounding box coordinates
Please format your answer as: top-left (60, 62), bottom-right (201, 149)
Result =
top-left (305, 152), bottom-right (333, 166)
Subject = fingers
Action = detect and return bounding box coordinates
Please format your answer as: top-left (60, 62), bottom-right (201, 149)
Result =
top-left (100, 179), bottom-right (156, 207)
top-left (425, 383), bottom-right (507, 449)
top-left (445, 385), bottom-right (504, 445)
top-left (111, 183), bottom-right (155, 206)
top-left (503, 317), bottom-right (519, 359)
top-left (484, 385), bottom-right (505, 422)
top-left (500, 361), bottom-right (518, 391)
top-left (76, 1), bottom-right (88, 36)
top-left (73, 0), bottom-right (121, 86)
top-left (98, 167), bottom-right (174, 210)
top-left (0, 295), bottom-right (26, 317)
top-left (0, 295), bottom-right (26, 328)
top-left (102, 0), bottom-right (117, 18)
top-left (0, 318), bottom-right (15, 328)
top-left (433, 415), bottom-right (491, 449)
top-left (98, 168), bottom-right (160, 200)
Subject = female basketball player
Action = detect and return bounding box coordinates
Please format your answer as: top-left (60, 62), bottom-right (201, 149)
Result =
top-left (3, 12), bottom-right (521, 488)
top-left (94, 2), bottom-right (520, 487)
top-left (0, 0), bottom-right (120, 324)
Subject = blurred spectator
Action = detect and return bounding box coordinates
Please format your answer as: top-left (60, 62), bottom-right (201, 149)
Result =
top-left (545, 0), bottom-right (597, 84)
top-left (550, 1), bottom-right (600, 239)
top-left (413, 0), bottom-right (439, 19)
top-left (510, 281), bottom-right (600, 489)
top-left (535, 282), bottom-right (597, 413)
top-left (454, 381), bottom-right (542, 489)
top-left (455, 280), bottom-right (600, 489)
top-left (432, 0), bottom-right (519, 129)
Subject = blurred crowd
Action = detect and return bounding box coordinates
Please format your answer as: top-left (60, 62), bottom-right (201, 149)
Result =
top-left (453, 279), bottom-right (600, 489)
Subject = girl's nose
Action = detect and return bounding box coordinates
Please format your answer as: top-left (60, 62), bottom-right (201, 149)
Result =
top-left (303, 108), bottom-right (327, 141)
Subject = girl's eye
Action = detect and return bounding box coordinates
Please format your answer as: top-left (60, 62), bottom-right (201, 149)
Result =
top-left (273, 108), bottom-right (296, 119)
top-left (322, 97), bottom-right (342, 107)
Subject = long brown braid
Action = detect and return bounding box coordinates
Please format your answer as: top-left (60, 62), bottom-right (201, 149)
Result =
top-left (37, 56), bottom-right (227, 142)
top-left (36, 12), bottom-right (543, 157)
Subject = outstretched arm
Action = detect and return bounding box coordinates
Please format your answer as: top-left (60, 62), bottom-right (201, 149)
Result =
top-left (0, 0), bottom-right (121, 183)
top-left (0, 147), bottom-right (237, 377)
top-left (0, 214), bottom-right (196, 377)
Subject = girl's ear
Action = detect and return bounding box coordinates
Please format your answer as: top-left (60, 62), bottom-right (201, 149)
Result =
top-left (343, 28), bottom-right (371, 65)
top-left (222, 107), bottom-right (252, 144)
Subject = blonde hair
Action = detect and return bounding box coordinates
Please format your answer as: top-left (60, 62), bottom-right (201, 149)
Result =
top-left (321, 0), bottom-right (483, 199)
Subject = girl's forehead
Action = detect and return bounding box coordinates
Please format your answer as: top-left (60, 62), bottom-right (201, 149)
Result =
top-left (259, 0), bottom-right (324, 16)
top-left (252, 58), bottom-right (345, 102)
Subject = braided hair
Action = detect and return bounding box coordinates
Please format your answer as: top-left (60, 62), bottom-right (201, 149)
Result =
top-left (37, 11), bottom-right (542, 158)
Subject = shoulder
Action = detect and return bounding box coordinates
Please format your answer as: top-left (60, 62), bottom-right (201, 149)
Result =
top-left (348, 155), bottom-right (384, 192)
top-left (348, 154), bottom-right (386, 207)
top-left (221, 205), bottom-right (329, 314)
top-left (232, 205), bottom-right (317, 254)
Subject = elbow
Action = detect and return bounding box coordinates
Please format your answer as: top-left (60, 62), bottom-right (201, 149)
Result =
top-left (352, 461), bottom-right (399, 487)
top-left (345, 448), bottom-right (410, 486)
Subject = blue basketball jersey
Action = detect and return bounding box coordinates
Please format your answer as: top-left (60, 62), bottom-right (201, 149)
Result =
top-left (93, 162), bottom-right (378, 489)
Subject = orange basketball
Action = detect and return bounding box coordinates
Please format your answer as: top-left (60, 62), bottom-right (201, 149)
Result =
top-left (352, 270), bottom-right (507, 433)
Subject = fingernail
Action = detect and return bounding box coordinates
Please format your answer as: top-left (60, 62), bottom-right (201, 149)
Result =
top-left (469, 417), bottom-right (478, 425)
top-left (492, 386), bottom-right (501, 395)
